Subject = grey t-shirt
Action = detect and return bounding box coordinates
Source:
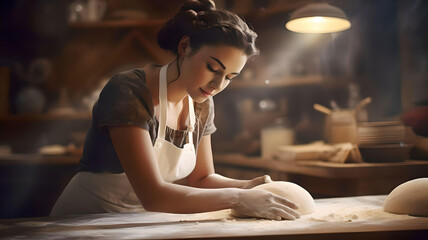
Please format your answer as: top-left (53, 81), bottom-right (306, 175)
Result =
top-left (79, 68), bottom-right (217, 173)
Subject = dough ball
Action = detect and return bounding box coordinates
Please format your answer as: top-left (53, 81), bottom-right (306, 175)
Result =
top-left (383, 178), bottom-right (428, 216)
top-left (231, 181), bottom-right (315, 217)
top-left (254, 181), bottom-right (316, 215)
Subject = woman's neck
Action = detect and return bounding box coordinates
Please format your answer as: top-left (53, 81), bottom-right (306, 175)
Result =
top-left (145, 61), bottom-right (188, 107)
top-left (166, 60), bottom-right (188, 106)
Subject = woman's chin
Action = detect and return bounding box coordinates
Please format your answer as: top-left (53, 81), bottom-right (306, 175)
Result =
top-left (193, 96), bottom-right (210, 103)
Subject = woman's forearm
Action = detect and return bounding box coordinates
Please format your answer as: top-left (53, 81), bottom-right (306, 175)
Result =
top-left (145, 180), bottom-right (300, 221)
top-left (190, 173), bottom-right (250, 189)
top-left (144, 182), bottom-right (243, 213)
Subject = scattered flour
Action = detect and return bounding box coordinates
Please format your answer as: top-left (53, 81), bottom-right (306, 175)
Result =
top-left (306, 206), bottom-right (412, 223)
top-left (14, 221), bottom-right (52, 227)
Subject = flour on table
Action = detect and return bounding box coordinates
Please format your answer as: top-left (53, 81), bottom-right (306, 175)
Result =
top-left (306, 205), bottom-right (412, 223)
top-left (14, 221), bottom-right (53, 227)
top-left (177, 209), bottom-right (233, 223)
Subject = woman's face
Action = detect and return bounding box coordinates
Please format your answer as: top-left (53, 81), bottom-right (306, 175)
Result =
top-left (180, 44), bottom-right (248, 103)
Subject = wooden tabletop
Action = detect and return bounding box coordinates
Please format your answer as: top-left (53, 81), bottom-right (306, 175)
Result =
top-left (1, 195), bottom-right (427, 239)
top-left (214, 153), bottom-right (428, 179)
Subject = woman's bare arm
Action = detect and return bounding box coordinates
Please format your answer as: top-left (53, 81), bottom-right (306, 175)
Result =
top-left (109, 125), bottom-right (299, 219)
top-left (109, 125), bottom-right (241, 213)
top-left (186, 135), bottom-right (270, 189)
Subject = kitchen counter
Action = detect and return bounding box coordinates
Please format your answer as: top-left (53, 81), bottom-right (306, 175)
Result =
top-left (0, 153), bottom-right (80, 218)
top-left (214, 153), bottom-right (428, 197)
top-left (214, 153), bottom-right (428, 178)
top-left (1, 195), bottom-right (427, 239)
top-left (0, 153), bottom-right (80, 165)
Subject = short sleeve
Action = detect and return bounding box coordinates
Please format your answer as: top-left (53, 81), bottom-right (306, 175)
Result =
top-left (93, 70), bottom-right (155, 136)
top-left (202, 97), bottom-right (217, 136)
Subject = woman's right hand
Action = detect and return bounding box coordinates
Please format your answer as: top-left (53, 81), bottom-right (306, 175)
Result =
top-left (233, 189), bottom-right (301, 220)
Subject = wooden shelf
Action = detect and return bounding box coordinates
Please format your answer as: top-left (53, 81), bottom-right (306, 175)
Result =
top-left (0, 112), bottom-right (92, 122)
top-left (69, 19), bottom-right (166, 29)
top-left (228, 75), bottom-right (335, 89)
top-left (0, 153), bottom-right (80, 165)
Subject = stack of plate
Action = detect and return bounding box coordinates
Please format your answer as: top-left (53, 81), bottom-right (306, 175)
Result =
top-left (357, 121), bottom-right (414, 162)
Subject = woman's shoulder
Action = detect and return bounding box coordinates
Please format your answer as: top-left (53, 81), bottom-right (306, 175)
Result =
top-left (109, 68), bottom-right (147, 85)
top-left (97, 67), bottom-right (154, 109)
top-left (103, 67), bottom-right (155, 98)
top-left (109, 64), bottom-right (160, 91)
top-left (93, 67), bottom-right (156, 130)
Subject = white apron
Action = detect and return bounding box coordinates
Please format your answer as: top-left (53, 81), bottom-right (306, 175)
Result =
top-left (50, 64), bottom-right (197, 216)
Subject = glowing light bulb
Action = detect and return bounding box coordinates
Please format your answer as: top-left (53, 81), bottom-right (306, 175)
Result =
top-left (286, 3), bottom-right (351, 34)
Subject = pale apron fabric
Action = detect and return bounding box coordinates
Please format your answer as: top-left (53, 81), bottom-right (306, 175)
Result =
top-left (50, 64), bottom-right (197, 216)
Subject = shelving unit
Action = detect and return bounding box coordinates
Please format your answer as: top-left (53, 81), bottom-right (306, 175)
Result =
top-left (56, 18), bottom-right (172, 96)
top-left (69, 19), bottom-right (166, 29)
top-left (228, 75), bottom-right (327, 89)
top-left (0, 112), bottom-right (91, 122)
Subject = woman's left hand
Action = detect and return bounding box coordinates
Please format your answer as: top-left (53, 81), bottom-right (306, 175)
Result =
top-left (242, 175), bottom-right (272, 189)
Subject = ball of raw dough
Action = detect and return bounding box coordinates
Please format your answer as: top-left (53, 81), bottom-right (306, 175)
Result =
top-left (254, 181), bottom-right (316, 215)
top-left (232, 181), bottom-right (316, 217)
top-left (383, 178), bottom-right (428, 216)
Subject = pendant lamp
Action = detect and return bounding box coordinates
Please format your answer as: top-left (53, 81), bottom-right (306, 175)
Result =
top-left (286, 3), bottom-right (351, 33)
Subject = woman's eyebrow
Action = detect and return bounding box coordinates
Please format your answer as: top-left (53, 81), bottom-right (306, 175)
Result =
top-left (209, 56), bottom-right (240, 75)
top-left (210, 56), bottom-right (226, 70)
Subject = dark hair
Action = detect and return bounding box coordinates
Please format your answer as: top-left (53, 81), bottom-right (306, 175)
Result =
top-left (157, 0), bottom-right (259, 58)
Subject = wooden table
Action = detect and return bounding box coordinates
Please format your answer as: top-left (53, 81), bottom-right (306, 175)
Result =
top-left (1, 195), bottom-right (427, 239)
top-left (214, 153), bottom-right (428, 197)
top-left (0, 154), bottom-right (80, 218)
top-left (0, 153), bottom-right (80, 165)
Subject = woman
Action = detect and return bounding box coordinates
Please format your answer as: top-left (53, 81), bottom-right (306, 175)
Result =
top-left (50, 0), bottom-right (300, 221)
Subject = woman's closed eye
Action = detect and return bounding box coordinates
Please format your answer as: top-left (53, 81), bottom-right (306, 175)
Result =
top-left (206, 63), bottom-right (218, 73)
top-left (206, 63), bottom-right (232, 80)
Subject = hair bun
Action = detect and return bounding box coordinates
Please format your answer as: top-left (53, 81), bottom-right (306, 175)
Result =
top-left (157, 0), bottom-right (259, 57)
top-left (180, 0), bottom-right (216, 13)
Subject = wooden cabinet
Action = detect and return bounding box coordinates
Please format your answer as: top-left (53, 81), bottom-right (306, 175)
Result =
top-left (0, 154), bottom-right (80, 218)
top-left (214, 153), bottom-right (428, 198)
top-left (0, 113), bottom-right (91, 154)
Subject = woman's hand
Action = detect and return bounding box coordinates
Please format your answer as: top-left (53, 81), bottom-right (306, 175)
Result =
top-left (233, 189), bottom-right (300, 220)
top-left (242, 175), bottom-right (272, 189)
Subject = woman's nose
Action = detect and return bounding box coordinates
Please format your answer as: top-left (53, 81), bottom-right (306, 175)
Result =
top-left (208, 80), bottom-right (217, 91)
top-left (209, 76), bottom-right (227, 90)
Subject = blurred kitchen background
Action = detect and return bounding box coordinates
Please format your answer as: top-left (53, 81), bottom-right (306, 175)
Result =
top-left (1, 0), bottom-right (427, 218)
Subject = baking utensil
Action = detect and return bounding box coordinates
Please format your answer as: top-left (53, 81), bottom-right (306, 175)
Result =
top-left (313, 104), bottom-right (332, 115)
top-left (354, 97), bottom-right (371, 113)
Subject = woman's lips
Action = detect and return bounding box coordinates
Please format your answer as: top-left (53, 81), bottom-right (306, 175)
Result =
top-left (200, 88), bottom-right (212, 97)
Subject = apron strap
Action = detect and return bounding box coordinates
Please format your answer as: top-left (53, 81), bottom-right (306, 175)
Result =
top-left (187, 95), bottom-right (195, 144)
top-left (158, 65), bottom-right (168, 139)
top-left (158, 64), bottom-right (195, 144)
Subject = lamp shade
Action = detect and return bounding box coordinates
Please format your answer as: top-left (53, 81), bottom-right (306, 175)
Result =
top-left (286, 3), bottom-right (351, 33)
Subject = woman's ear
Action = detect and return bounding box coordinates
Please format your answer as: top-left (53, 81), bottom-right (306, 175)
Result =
top-left (177, 36), bottom-right (192, 56)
